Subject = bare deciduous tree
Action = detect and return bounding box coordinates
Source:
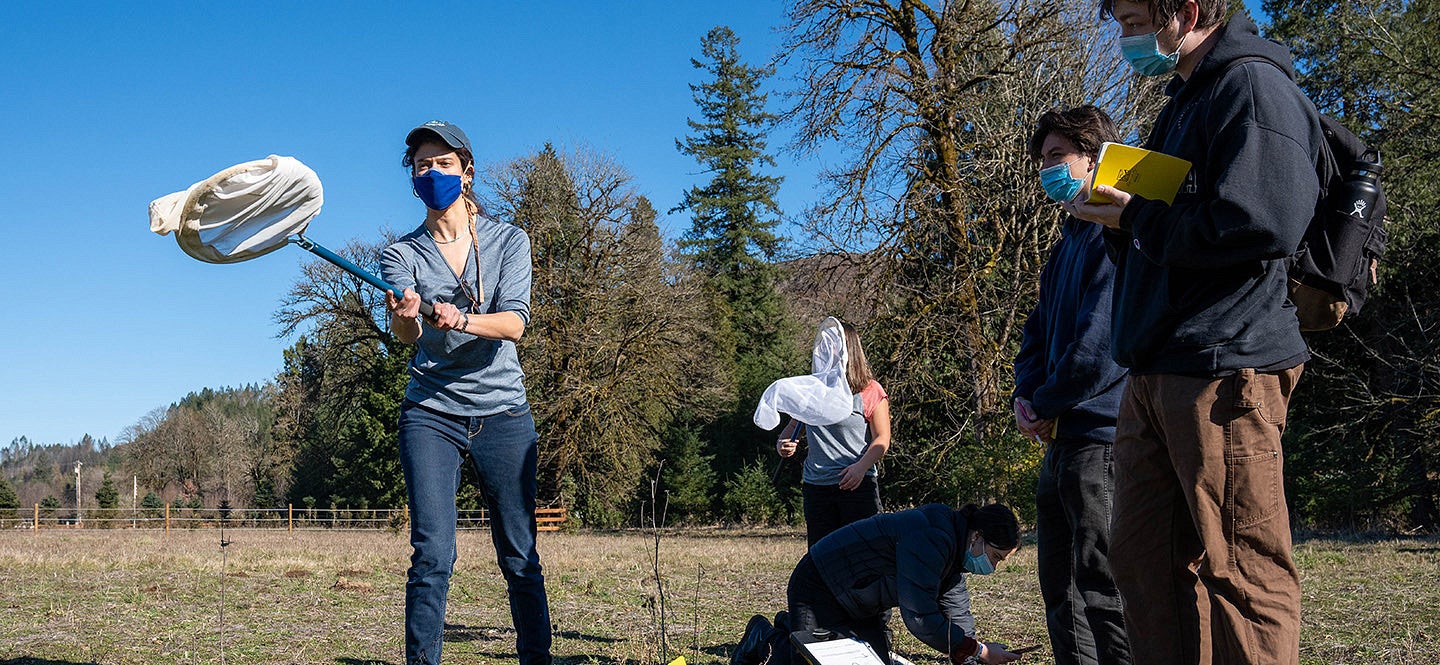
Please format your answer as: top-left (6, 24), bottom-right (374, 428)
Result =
top-left (780, 0), bottom-right (1164, 504)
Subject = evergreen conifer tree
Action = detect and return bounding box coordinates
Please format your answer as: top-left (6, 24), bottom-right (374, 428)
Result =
top-left (659, 426), bottom-right (717, 523)
top-left (274, 238), bottom-right (414, 511)
top-left (95, 471), bottom-right (118, 509)
top-left (0, 475), bottom-right (18, 515)
top-left (722, 458), bottom-right (783, 524)
top-left (140, 492), bottom-right (164, 517)
top-left (39, 495), bottom-right (60, 524)
top-left (676, 26), bottom-right (799, 485)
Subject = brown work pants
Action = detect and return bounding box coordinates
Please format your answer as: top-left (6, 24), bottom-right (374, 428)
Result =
top-left (1110, 367), bottom-right (1303, 665)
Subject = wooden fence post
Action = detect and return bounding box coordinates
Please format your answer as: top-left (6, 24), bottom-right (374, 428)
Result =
top-left (289, 504), bottom-right (294, 533)
top-left (33, 503), bottom-right (38, 535)
top-left (165, 503), bottom-right (170, 535)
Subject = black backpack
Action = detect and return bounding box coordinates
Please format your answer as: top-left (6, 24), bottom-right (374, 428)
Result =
top-left (1291, 116), bottom-right (1387, 331)
top-left (1214, 57), bottom-right (1388, 332)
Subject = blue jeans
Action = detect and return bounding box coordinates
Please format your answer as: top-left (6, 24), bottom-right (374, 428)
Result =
top-left (1036, 439), bottom-right (1130, 665)
top-left (399, 400), bottom-right (552, 665)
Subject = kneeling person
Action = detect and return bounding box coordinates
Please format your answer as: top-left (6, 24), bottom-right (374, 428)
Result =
top-left (778, 504), bottom-right (1025, 665)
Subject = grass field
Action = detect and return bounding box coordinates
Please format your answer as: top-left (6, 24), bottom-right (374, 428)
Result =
top-left (0, 528), bottom-right (1436, 664)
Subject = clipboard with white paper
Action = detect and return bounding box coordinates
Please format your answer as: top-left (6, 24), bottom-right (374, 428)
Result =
top-left (790, 631), bottom-right (888, 665)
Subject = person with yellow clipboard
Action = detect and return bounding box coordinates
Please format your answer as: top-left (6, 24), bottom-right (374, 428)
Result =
top-left (1066, 2), bottom-right (1324, 664)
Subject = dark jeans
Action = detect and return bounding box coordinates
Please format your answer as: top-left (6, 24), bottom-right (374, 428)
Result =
top-left (399, 401), bottom-right (552, 665)
top-left (1110, 367), bottom-right (1303, 665)
top-left (773, 554), bottom-right (891, 665)
top-left (1036, 439), bottom-right (1131, 665)
top-left (802, 478), bottom-right (882, 547)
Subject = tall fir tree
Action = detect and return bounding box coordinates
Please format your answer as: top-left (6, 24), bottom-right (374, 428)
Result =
top-left (676, 26), bottom-right (799, 483)
top-left (94, 470), bottom-right (119, 527)
top-left (95, 471), bottom-right (119, 509)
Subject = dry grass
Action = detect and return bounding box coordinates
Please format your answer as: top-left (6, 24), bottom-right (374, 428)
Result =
top-left (0, 528), bottom-right (1435, 664)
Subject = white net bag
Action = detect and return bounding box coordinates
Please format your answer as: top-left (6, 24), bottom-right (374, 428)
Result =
top-left (149, 155), bottom-right (323, 264)
top-left (753, 317), bottom-right (854, 430)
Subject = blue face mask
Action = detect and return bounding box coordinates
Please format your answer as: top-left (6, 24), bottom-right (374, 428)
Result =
top-left (1119, 30), bottom-right (1185, 76)
top-left (412, 170), bottom-right (464, 211)
top-left (1039, 161), bottom-right (1085, 203)
top-left (963, 539), bottom-right (996, 576)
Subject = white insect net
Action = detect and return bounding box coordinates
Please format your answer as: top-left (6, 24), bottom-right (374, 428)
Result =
top-left (753, 317), bottom-right (853, 430)
top-left (149, 155), bottom-right (323, 264)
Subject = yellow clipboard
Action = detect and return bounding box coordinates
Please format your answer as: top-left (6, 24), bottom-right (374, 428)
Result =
top-left (1089, 142), bottom-right (1192, 205)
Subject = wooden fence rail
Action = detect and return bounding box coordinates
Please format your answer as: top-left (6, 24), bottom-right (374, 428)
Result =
top-left (10, 504), bottom-right (568, 534)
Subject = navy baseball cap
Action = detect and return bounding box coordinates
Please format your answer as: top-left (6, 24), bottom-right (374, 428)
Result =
top-left (405, 120), bottom-right (472, 154)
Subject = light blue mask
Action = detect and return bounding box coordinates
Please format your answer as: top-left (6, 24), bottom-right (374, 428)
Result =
top-left (963, 541), bottom-right (995, 576)
top-left (1119, 31), bottom-right (1184, 76)
top-left (1039, 161), bottom-right (1085, 203)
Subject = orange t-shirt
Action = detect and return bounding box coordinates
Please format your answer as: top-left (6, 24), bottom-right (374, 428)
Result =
top-left (859, 380), bottom-right (889, 422)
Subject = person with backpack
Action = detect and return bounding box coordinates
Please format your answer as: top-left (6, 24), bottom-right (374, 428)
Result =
top-left (1066, 2), bottom-right (1322, 664)
top-left (1017, 105), bottom-right (1132, 665)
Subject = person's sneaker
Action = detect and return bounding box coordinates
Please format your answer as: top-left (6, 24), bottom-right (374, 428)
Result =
top-left (731, 613), bottom-right (774, 665)
top-left (890, 652), bottom-right (916, 665)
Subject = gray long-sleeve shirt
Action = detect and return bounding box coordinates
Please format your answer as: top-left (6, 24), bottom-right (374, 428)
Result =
top-left (379, 217), bottom-right (532, 416)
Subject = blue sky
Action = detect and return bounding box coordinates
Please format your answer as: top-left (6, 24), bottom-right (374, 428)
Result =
top-left (0, 1), bottom-right (1266, 448)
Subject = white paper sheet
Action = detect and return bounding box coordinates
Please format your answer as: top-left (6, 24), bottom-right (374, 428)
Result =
top-left (797, 637), bottom-right (889, 665)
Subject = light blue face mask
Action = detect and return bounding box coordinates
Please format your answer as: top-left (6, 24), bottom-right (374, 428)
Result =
top-left (963, 539), bottom-right (996, 576)
top-left (1119, 30), bottom-right (1185, 76)
top-left (1039, 161), bottom-right (1085, 203)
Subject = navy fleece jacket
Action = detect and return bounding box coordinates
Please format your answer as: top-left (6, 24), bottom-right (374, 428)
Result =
top-left (809, 505), bottom-right (977, 655)
top-left (1014, 216), bottom-right (1127, 444)
top-left (1106, 13), bottom-right (1322, 375)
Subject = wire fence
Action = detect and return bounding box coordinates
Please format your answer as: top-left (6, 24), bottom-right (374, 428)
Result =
top-left (4, 505), bottom-right (568, 533)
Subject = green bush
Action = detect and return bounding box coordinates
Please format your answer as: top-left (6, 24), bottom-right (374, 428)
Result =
top-left (722, 459), bottom-right (782, 524)
top-left (140, 492), bottom-right (164, 519)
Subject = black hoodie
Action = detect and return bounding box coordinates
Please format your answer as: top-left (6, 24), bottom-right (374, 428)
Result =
top-left (1106, 13), bottom-right (1323, 375)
